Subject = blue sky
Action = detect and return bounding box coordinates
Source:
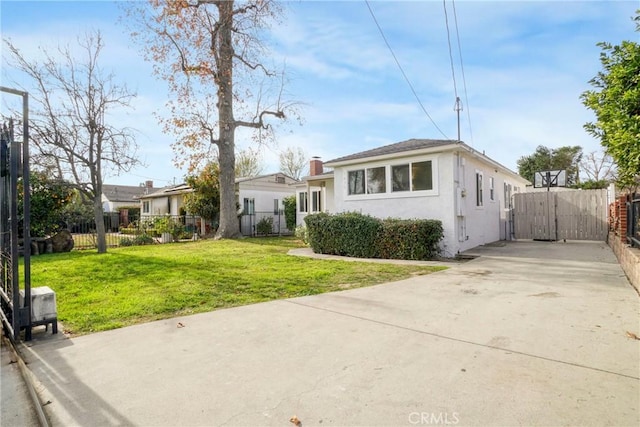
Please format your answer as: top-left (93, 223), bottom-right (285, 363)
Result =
top-left (1, 0), bottom-right (637, 186)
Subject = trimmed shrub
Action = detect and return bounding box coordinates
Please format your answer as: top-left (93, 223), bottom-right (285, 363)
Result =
top-left (256, 216), bottom-right (274, 236)
top-left (305, 212), bottom-right (444, 260)
top-left (283, 195), bottom-right (297, 231)
top-left (376, 219), bottom-right (443, 260)
top-left (305, 212), bottom-right (381, 258)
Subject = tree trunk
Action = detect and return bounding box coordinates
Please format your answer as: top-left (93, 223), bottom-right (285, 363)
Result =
top-left (93, 187), bottom-right (107, 253)
top-left (215, 0), bottom-right (241, 239)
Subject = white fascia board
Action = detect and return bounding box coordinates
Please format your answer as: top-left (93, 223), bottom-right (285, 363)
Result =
top-left (324, 144), bottom-right (460, 168)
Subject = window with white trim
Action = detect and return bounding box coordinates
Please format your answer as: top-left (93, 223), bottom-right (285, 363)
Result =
top-left (348, 170), bottom-right (365, 195)
top-left (243, 198), bottom-right (255, 215)
top-left (366, 167), bottom-right (386, 194)
top-left (391, 164), bottom-right (410, 192)
top-left (142, 201), bottom-right (150, 214)
top-left (489, 177), bottom-right (495, 201)
top-left (311, 190), bottom-right (322, 212)
top-left (412, 161), bottom-right (433, 191)
top-left (391, 160), bottom-right (433, 193)
top-left (476, 172), bottom-right (483, 207)
top-left (298, 192), bottom-right (308, 213)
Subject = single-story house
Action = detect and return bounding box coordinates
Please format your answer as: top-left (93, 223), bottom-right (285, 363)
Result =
top-left (102, 180), bottom-right (155, 213)
top-left (237, 173), bottom-right (298, 235)
top-left (139, 172), bottom-right (298, 236)
top-left (295, 139), bottom-right (530, 256)
top-left (138, 183), bottom-right (193, 218)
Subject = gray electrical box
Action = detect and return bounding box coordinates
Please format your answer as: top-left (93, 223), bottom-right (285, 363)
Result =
top-left (19, 286), bottom-right (58, 334)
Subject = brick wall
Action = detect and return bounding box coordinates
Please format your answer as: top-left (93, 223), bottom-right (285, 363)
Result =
top-left (609, 196), bottom-right (628, 242)
top-left (609, 231), bottom-right (640, 294)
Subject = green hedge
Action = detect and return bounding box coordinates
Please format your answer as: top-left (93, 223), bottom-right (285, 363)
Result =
top-left (283, 195), bottom-right (297, 230)
top-left (376, 219), bottom-right (443, 260)
top-left (304, 212), bottom-right (443, 260)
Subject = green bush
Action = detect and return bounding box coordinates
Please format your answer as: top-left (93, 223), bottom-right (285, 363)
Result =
top-left (119, 237), bottom-right (135, 246)
top-left (305, 212), bottom-right (443, 260)
top-left (376, 219), bottom-right (443, 260)
top-left (155, 216), bottom-right (185, 241)
top-left (304, 212), bottom-right (331, 253)
top-left (305, 212), bottom-right (381, 258)
top-left (256, 216), bottom-right (274, 236)
top-left (119, 233), bottom-right (155, 247)
top-left (119, 227), bottom-right (140, 235)
top-left (133, 234), bottom-right (155, 245)
top-left (283, 195), bottom-right (297, 231)
top-left (294, 225), bottom-right (308, 244)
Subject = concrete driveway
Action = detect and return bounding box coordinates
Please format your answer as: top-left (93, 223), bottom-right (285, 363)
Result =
top-left (18, 240), bottom-right (640, 426)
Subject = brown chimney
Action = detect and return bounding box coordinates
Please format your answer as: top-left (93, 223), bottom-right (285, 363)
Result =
top-left (145, 180), bottom-right (153, 188)
top-left (310, 157), bottom-right (323, 176)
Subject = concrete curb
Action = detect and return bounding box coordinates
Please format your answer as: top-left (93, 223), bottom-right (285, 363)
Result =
top-left (2, 334), bottom-right (50, 427)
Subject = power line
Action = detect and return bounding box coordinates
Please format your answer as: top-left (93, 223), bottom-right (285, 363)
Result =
top-left (442, 0), bottom-right (458, 100)
top-left (452, 0), bottom-right (474, 146)
top-left (364, 0), bottom-right (450, 140)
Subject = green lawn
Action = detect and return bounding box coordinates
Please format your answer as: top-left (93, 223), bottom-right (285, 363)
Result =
top-left (27, 237), bottom-right (447, 335)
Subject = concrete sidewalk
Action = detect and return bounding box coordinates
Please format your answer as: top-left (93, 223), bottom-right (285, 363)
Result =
top-left (18, 240), bottom-right (640, 426)
top-left (1, 335), bottom-right (39, 427)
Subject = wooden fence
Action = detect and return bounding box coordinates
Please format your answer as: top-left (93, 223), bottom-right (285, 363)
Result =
top-left (513, 189), bottom-right (608, 241)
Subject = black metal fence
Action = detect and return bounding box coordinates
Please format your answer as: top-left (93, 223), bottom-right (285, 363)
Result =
top-left (64, 214), bottom-right (205, 250)
top-left (240, 211), bottom-right (293, 237)
top-left (1, 110), bottom-right (33, 341)
top-left (627, 194), bottom-right (640, 248)
top-left (45, 211), bottom-right (291, 251)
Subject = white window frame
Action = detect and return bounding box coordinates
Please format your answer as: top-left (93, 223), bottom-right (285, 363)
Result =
top-left (311, 190), bottom-right (322, 212)
top-left (243, 198), bottom-right (255, 215)
top-left (345, 155), bottom-right (438, 200)
top-left (489, 177), bottom-right (495, 202)
top-left (142, 200), bottom-right (150, 214)
top-left (476, 171), bottom-right (484, 207)
top-left (298, 191), bottom-right (308, 213)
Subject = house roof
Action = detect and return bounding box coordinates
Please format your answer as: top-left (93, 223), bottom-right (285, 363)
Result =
top-left (138, 183), bottom-right (193, 199)
top-left (138, 173), bottom-right (299, 200)
top-left (322, 138), bottom-right (529, 184)
top-left (102, 184), bottom-right (153, 203)
top-left (325, 139), bottom-right (456, 165)
top-left (235, 172), bottom-right (298, 183)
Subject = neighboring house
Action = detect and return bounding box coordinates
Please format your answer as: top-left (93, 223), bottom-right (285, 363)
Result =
top-left (296, 139), bottom-right (530, 256)
top-left (237, 173), bottom-right (298, 236)
top-left (102, 180), bottom-right (155, 213)
top-left (139, 173), bottom-right (297, 236)
top-left (138, 183), bottom-right (193, 218)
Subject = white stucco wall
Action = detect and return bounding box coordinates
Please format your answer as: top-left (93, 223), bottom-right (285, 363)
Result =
top-left (454, 151), bottom-right (528, 252)
top-left (331, 152), bottom-right (460, 256)
top-left (238, 175), bottom-right (296, 214)
top-left (295, 177), bottom-right (333, 227)
top-left (324, 148), bottom-right (529, 255)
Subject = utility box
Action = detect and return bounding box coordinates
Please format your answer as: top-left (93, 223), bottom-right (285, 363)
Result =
top-left (19, 286), bottom-right (58, 334)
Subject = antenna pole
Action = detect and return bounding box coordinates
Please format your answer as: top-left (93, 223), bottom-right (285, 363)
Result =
top-left (454, 96), bottom-right (462, 141)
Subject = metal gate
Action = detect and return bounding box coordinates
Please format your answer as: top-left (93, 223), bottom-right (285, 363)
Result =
top-left (513, 189), bottom-right (608, 241)
top-left (1, 87), bottom-right (32, 341)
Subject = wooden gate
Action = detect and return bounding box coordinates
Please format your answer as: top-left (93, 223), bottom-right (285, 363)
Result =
top-left (513, 189), bottom-right (608, 241)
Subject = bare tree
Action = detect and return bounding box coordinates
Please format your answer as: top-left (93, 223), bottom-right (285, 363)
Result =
top-left (279, 146), bottom-right (307, 180)
top-left (4, 31), bottom-right (139, 253)
top-left (127, 0), bottom-right (298, 238)
top-left (580, 150), bottom-right (617, 182)
top-left (235, 147), bottom-right (263, 178)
